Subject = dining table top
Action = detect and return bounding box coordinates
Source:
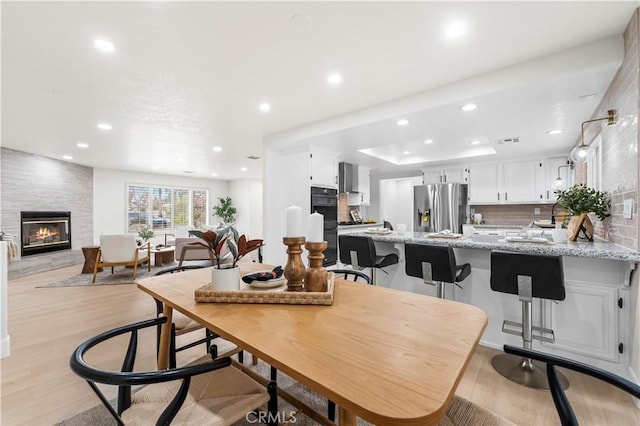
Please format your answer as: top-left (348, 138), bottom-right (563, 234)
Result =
top-left (137, 263), bottom-right (488, 425)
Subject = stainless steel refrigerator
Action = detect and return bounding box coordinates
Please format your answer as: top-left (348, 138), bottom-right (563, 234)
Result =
top-left (414, 183), bottom-right (468, 233)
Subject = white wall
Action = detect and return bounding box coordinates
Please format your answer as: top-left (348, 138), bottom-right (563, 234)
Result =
top-left (93, 168), bottom-right (229, 244)
top-left (377, 175), bottom-right (423, 231)
top-left (263, 148), bottom-right (310, 266)
top-left (230, 179), bottom-right (263, 239)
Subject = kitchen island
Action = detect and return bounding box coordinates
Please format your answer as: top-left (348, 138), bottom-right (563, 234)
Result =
top-left (341, 230), bottom-right (638, 378)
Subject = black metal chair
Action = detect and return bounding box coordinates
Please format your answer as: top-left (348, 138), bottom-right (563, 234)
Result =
top-left (491, 251), bottom-right (568, 390)
top-left (153, 265), bottom-right (242, 367)
top-left (329, 268), bottom-right (372, 284)
top-left (405, 243), bottom-right (471, 299)
top-left (69, 317), bottom-right (276, 425)
top-left (338, 234), bottom-right (398, 284)
top-left (504, 345), bottom-right (640, 426)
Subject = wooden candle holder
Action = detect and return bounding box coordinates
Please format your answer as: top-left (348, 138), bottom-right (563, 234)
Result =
top-left (283, 237), bottom-right (306, 292)
top-left (305, 241), bottom-right (328, 292)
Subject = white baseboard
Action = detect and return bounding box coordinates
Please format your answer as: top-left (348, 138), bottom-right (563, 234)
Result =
top-left (1, 335), bottom-right (10, 359)
top-left (628, 365), bottom-right (639, 409)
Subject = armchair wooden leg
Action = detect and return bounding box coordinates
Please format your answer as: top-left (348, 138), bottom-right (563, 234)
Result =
top-left (133, 263), bottom-right (138, 280)
top-left (92, 250), bottom-right (101, 283)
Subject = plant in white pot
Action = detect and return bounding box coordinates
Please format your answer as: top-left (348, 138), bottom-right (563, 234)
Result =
top-left (189, 227), bottom-right (263, 291)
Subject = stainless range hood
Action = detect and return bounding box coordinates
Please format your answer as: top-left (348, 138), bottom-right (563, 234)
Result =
top-left (339, 162), bottom-right (359, 193)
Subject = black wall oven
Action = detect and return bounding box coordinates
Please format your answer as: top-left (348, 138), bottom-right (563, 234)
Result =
top-left (310, 187), bottom-right (338, 266)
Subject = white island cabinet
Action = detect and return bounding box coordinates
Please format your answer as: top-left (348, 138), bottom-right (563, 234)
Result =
top-left (346, 231), bottom-right (637, 378)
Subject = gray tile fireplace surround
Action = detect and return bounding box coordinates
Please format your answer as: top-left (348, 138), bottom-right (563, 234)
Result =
top-left (2, 148), bottom-right (94, 280)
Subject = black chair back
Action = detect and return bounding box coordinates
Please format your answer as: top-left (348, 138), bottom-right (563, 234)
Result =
top-left (490, 251), bottom-right (565, 301)
top-left (504, 345), bottom-right (640, 426)
top-left (339, 235), bottom-right (376, 267)
top-left (405, 243), bottom-right (457, 283)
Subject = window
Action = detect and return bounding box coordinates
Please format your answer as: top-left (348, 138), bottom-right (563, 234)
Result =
top-left (127, 184), bottom-right (209, 233)
top-left (587, 135), bottom-right (602, 191)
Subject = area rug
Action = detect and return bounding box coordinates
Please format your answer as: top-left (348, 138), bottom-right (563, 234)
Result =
top-left (35, 263), bottom-right (177, 288)
top-left (55, 358), bottom-right (356, 426)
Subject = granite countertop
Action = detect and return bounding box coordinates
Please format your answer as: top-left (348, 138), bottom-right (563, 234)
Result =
top-left (347, 231), bottom-right (640, 262)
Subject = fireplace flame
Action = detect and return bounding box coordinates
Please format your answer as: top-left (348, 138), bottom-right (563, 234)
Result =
top-left (32, 227), bottom-right (60, 239)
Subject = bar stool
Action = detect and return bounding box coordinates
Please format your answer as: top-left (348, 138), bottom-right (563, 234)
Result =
top-left (338, 234), bottom-right (398, 284)
top-left (490, 250), bottom-right (569, 390)
top-left (404, 243), bottom-right (471, 299)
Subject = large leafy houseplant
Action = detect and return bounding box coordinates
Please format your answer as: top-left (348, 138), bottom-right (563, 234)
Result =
top-left (189, 226), bottom-right (262, 268)
top-left (556, 184), bottom-right (611, 221)
top-left (212, 197), bottom-right (237, 225)
top-left (555, 184), bottom-right (610, 241)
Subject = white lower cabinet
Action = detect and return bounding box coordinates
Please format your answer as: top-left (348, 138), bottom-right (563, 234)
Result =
top-left (542, 281), bottom-right (619, 363)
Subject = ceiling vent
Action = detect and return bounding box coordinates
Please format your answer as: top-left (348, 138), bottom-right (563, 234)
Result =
top-left (496, 137), bottom-right (520, 145)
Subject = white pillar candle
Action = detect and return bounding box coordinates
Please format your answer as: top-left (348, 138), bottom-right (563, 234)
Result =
top-left (285, 205), bottom-right (304, 237)
top-left (307, 212), bottom-right (324, 243)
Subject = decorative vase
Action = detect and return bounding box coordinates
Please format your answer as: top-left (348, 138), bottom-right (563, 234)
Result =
top-left (210, 265), bottom-right (240, 291)
top-left (567, 213), bottom-right (594, 242)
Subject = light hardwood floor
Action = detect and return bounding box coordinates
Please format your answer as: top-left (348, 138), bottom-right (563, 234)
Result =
top-left (1, 264), bottom-right (639, 425)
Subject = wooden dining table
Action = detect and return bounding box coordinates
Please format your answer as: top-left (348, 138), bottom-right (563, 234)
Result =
top-left (137, 264), bottom-right (487, 425)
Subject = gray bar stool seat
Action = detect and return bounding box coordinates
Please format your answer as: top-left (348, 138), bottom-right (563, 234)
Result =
top-left (405, 243), bottom-right (471, 299)
top-left (490, 250), bottom-right (569, 391)
top-left (338, 234), bottom-right (398, 284)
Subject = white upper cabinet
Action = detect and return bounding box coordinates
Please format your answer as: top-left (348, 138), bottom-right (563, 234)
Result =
top-left (357, 165), bottom-right (371, 205)
top-left (347, 165), bottom-right (371, 205)
top-left (309, 147), bottom-right (338, 188)
top-left (468, 164), bottom-right (501, 203)
top-left (502, 160), bottom-right (543, 203)
top-left (422, 167), bottom-right (468, 184)
top-left (469, 157), bottom-right (569, 204)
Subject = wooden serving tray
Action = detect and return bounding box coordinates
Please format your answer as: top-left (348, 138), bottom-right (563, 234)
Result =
top-left (194, 273), bottom-right (334, 305)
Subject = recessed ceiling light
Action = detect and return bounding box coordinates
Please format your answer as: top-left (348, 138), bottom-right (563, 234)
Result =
top-left (211, 173), bottom-right (218, 177)
top-left (469, 140), bottom-right (481, 145)
top-left (151, 166), bottom-right (159, 170)
top-left (241, 167), bottom-right (248, 172)
top-left (396, 118), bottom-right (409, 126)
top-left (461, 103), bottom-right (477, 112)
top-left (212, 147), bottom-right (223, 152)
top-left (76, 142), bottom-right (89, 148)
top-left (94, 39), bottom-right (115, 53)
top-left (424, 139), bottom-right (434, 144)
top-left (547, 129), bottom-right (563, 135)
top-left (97, 123), bottom-right (112, 131)
top-left (445, 21), bottom-right (465, 39)
top-left (63, 155), bottom-right (73, 160)
top-left (403, 151), bottom-right (411, 155)
top-left (327, 73), bottom-right (343, 85)
top-left (178, 158), bottom-right (184, 162)
top-left (259, 102), bottom-right (271, 112)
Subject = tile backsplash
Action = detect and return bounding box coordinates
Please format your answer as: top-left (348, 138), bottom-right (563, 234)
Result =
top-left (470, 204), bottom-right (556, 226)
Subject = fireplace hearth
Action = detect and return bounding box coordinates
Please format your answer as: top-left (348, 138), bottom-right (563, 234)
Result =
top-left (21, 211), bottom-right (71, 256)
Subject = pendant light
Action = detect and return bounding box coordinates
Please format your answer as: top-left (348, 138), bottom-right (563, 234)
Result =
top-left (570, 109), bottom-right (617, 163)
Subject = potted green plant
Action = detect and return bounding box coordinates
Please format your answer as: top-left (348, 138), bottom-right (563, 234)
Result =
top-left (555, 184), bottom-right (610, 241)
top-left (189, 226), bottom-right (263, 291)
top-left (212, 196), bottom-right (237, 225)
top-left (138, 228), bottom-right (155, 244)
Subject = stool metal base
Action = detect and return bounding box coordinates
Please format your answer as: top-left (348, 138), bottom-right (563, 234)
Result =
top-left (491, 353), bottom-right (569, 391)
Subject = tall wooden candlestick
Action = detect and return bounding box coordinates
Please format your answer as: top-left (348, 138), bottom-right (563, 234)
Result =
top-left (305, 241), bottom-right (328, 292)
top-left (283, 237), bottom-right (306, 292)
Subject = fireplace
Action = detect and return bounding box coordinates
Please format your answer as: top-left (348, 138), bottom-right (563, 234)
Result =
top-left (21, 211), bottom-right (71, 257)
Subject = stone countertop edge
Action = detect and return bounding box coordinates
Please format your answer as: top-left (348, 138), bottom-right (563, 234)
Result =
top-left (337, 222), bottom-right (383, 229)
top-left (348, 231), bottom-right (640, 262)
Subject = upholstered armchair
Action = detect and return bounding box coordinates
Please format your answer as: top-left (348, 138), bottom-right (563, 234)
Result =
top-left (92, 234), bottom-right (150, 283)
